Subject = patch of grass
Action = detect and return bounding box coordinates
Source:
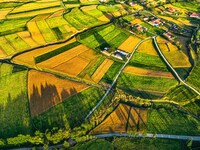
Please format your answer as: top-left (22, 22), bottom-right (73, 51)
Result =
top-left (0, 63), bottom-right (31, 138)
top-left (36, 20), bottom-right (58, 43)
top-left (88, 56), bottom-right (106, 76)
top-left (35, 41), bottom-right (80, 63)
top-left (112, 137), bottom-right (183, 150)
top-left (166, 85), bottom-right (198, 102)
top-left (32, 87), bottom-right (105, 131)
top-left (72, 139), bottom-right (114, 150)
top-left (129, 52), bottom-right (168, 71)
top-left (117, 73), bottom-right (177, 93)
top-left (184, 100), bottom-right (200, 117)
top-left (101, 61), bottom-right (123, 84)
top-left (187, 56), bottom-right (200, 91)
top-left (173, 2), bottom-right (200, 12)
top-left (0, 17), bottom-right (31, 34)
top-left (64, 8), bottom-right (102, 30)
top-left (147, 108), bottom-right (200, 135)
top-left (97, 5), bottom-right (120, 13)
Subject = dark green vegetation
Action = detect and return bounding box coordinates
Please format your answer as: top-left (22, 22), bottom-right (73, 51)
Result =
top-left (71, 139), bottom-right (114, 150)
top-left (166, 85), bottom-right (198, 102)
top-left (184, 100), bottom-right (200, 117)
top-left (187, 56), bottom-right (200, 91)
top-left (32, 87), bottom-right (105, 131)
top-left (0, 63), bottom-right (31, 138)
top-left (78, 24), bottom-right (129, 51)
top-left (147, 108), bottom-right (200, 135)
top-left (117, 73), bottom-right (177, 93)
top-left (101, 62), bottom-right (123, 84)
top-left (35, 41), bottom-right (80, 63)
top-left (129, 52), bottom-right (168, 71)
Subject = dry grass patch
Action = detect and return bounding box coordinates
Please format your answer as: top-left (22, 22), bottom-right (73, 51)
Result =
top-left (12, 38), bottom-right (76, 66)
top-left (137, 39), bottom-right (158, 56)
top-left (91, 104), bottom-right (147, 134)
top-left (118, 36), bottom-right (141, 53)
top-left (17, 31), bottom-right (38, 47)
top-left (27, 21), bottom-right (46, 45)
top-left (28, 70), bottom-right (89, 117)
top-left (91, 58), bottom-right (113, 83)
top-left (124, 66), bottom-right (174, 78)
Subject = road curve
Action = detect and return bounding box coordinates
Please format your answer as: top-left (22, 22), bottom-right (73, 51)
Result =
top-left (153, 36), bottom-right (200, 96)
top-left (95, 133), bottom-right (200, 141)
top-left (85, 37), bottom-right (152, 120)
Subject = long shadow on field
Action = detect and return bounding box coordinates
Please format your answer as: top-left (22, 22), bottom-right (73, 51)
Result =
top-left (93, 32), bottom-right (110, 50)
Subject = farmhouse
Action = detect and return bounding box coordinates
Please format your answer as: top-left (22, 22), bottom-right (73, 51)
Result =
top-left (189, 12), bottom-right (200, 19)
top-left (163, 31), bottom-right (175, 40)
top-left (148, 18), bottom-right (163, 26)
top-left (132, 23), bottom-right (148, 32)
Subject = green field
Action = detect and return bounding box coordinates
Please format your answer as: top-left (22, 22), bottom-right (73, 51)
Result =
top-left (0, 63), bottom-right (31, 138)
top-left (129, 52), bottom-right (168, 71)
top-left (147, 108), bottom-right (200, 135)
top-left (0, 17), bottom-right (31, 36)
top-left (64, 8), bottom-right (102, 30)
top-left (117, 73), bottom-right (177, 93)
top-left (101, 62), bottom-right (123, 84)
top-left (32, 87), bottom-right (105, 131)
top-left (184, 100), bottom-right (200, 117)
top-left (187, 56), bottom-right (200, 91)
top-left (166, 85), bottom-right (198, 102)
top-left (97, 5), bottom-right (120, 13)
top-left (82, 7), bottom-right (104, 18)
top-left (78, 24), bottom-right (129, 50)
top-left (0, 36), bottom-right (15, 56)
top-left (173, 2), bottom-right (200, 12)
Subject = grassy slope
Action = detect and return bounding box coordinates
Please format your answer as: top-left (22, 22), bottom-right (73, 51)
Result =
top-left (0, 63), bottom-right (31, 138)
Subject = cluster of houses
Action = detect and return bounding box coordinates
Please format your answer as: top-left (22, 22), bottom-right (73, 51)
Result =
top-left (163, 31), bottom-right (176, 41)
top-left (131, 23), bottom-right (148, 33)
top-left (189, 12), bottom-right (200, 20)
top-left (164, 7), bottom-right (180, 15)
top-left (101, 47), bottom-right (129, 60)
top-left (144, 16), bottom-right (164, 27)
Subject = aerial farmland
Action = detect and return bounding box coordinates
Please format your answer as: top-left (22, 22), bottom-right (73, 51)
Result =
top-left (0, 0), bottom-right (200, 149)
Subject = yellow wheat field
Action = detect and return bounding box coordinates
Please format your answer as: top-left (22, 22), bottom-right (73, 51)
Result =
top-left (28, 70), bottom-right (89, 117)
top-left (159, 43), bottom-right (169, 52)
top-left (0, 48), bottom-right (7, 58)
top-left (64, 24), bottom-right (78, 33)
top-left (12, 38), bottom-right (76, 66)
top-left (79, 49), bottom-right (98, 61)
top-left (118, 36), bottom-right (141, 53)
top-left (91, 59), bottom-right (113, 83)
top-left (30, 13), bottom-right (52, 22)
top-left (137, 39), bottom-right (158, 56)
top-left (131, 19), bottom-right (143, 24)
top-left (124, 66), bottom-right (174, 78)
top-left (17, 31), bottom-right (38, 47)
top-left (81, 5), bottom-right (97, 11)
top-left (0, 8), bottom-right (12, 19)
top-left (53, 56), bottom-right (90, 76)
top-left (38, 44), bottom-right (90, 68)
top-left (7, 7), bottom-right (62, 19)
top-left (98, 15), bottom-right (110, 22)
top-left (112, 11), bottom-right (122, 17)
top-left (27, 21), bottom-right (46, 45)
top-left (167, 43), bottom-right (178, 52)
top-left (0, 36), bottom-right (15, 56)
top-left (156, 36), bottom-right (168, 43)
top-left (91, 104), bottom-right (147, 134)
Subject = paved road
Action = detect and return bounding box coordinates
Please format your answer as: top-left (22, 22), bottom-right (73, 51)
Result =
top-left (95, 133), bottom-right (200, 141)
top-left (153, 36), bottom-right (200, 96)
top-left (85, 37), bottom-right (151, 120)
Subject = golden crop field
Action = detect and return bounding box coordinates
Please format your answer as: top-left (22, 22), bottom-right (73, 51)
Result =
top-left (158, 15), bottom-right (183, 27)
top-left (17, 31), bottom-right (39, 48)
top-left (30, 14), bottom-right (51, 22)
top-left (81, 5), bottom-right (97, 11)
top-left (112, 11), bottom-right (122, 17)
top-left (91, 104), bottom-right (147, 134)
top-left (12, 38), bottom-right (76, 66)
top-left (27, 21), bottom-right (46, 45)
top-left (156, 36), bottom-right (168, 43)
top-left (124, 66), bottom-right (174, 78)
top-left (11, 1), bottom-right (61, 13)
top-left (137, 39), bottom-right (158, 56)
top-left (167, 43), bottom-right (178, 52)
top-left (162, 51), bottom-right (191, 68)
top-left (38, 44), bottom-right (90, 68)
top-left (28, 70), bottom-right (89, 117)
top-left (98, 15), bottom-right (110, 22)
top-left (0, 36), bottom-right (15, 56)
top-left (118, 36), bottom-right (141, 53)
top-left (64, 24), bottom-right (78, 33)
top-left (159, 43), bottom-right (169, 52)
top-left (131, 19), bottom-right (143, 24)
top-left (0, 8), bottom-right (12, 20)
top-left (53, 56), bottom-right (90, 77)
top-left (91, 59), bottom-right (113, 83)
top-left (7, 7), bottom-right (63, 19)
top-left (79, 49), bottom-right (98, 61)
top-left (0, 48), bottom-right (7, 58)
